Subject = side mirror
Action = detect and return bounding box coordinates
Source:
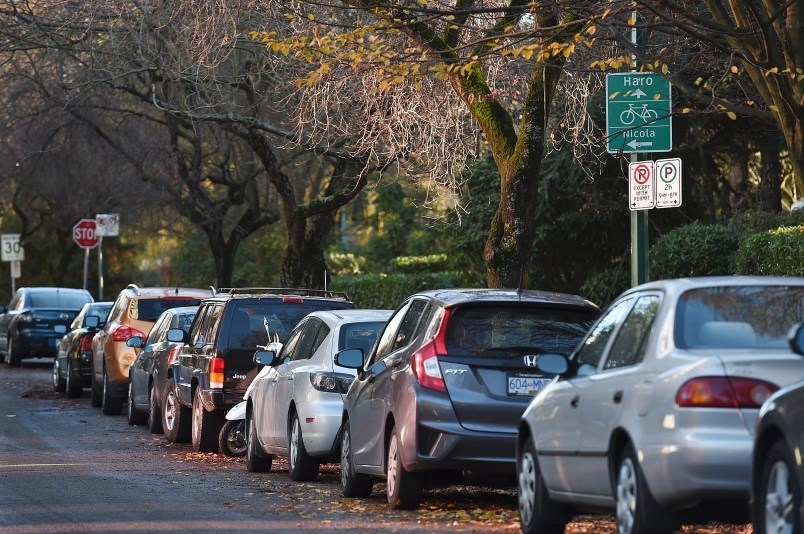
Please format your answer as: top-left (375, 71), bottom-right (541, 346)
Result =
top-left (253, 350), bottom-right (279, 366)
top-left (335, 348), bottom-right (364, 370)
top-left (126, 336), bottom-right (144, 349)
top-left (789, 323), bottom-right (804, 356)
top-left (535, 353), bottom-right (569, 375)
top-left (167, 328), bottom-right (188, 344)
top-left (85, 315), bottom-right (99, 329)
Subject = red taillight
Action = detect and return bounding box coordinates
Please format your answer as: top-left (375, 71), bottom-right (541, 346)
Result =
top-left (167, 346), bottom-right (181, 366)
top-left (80, 335), bottom-right (93, 352)
top-left (676, 377), bottom-right (778, 409)
top-left (210, 356), bottom-right (225, 388)
top-left (112, 326), bottom-right (146, 342)
top-left (282, 296), bottom-right (303, 304)
top-left (411, 340), bottom-right (446, 393)
top-left (433, 307), bottom-right (451, 354)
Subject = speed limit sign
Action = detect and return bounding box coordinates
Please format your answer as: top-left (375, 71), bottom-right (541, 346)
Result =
top-left (1, 234), bottom-right (24, 262)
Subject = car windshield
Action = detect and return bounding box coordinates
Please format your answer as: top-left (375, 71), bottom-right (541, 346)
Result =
top-left (29, 291), bottom-right (92, 309)
top-left (675, 285), bottom-right (804, 349)
top-left (445, 305), bottom-right (598, 356)
top-left (131, 298), bottom-right (203, 322)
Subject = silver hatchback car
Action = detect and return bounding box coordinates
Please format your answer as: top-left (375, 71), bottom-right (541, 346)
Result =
top-left (516, 276), bottom-right (804, 534)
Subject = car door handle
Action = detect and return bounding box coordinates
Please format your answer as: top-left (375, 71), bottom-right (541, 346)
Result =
top-left (613, 390), bottom-right (623, 404)
top-left (570, 395), bottom-right (580, 408)
top-left (287, 376), bottom-right (293, 381)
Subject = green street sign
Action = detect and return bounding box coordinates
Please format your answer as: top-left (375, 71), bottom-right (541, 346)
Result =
top-left (606, 72), bottom-right (672, 153)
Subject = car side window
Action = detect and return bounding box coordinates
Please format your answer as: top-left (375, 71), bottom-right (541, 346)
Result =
top-left (190, 305), bottom-right (214, 346)
top-left (603, 295), bottom-right (660, 370)
top-left (290, 319), bottom-right (323, 362)
top-left (108, 295), bottom-right (127, 322)
top-left (392, 299), bottom-right (431, 352)
top-left (574, 297), bottom-right (635, 375)
top-left (147, 313), bottom-right (171, 346)
top-left (370, 301), bottom-right (413, 366)
top-left (8, 291), bottom-right (20, 310)
top-left (280, 321), bottom-right (306, 362)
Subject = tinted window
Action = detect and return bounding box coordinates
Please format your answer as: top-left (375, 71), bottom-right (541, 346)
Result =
top-left (371, 302), bottom-right (412, 365)
top-left (574, 298), bottom-right (635, 373)
top-left (131, 298), bottom-right (202, 322)
top-left (230, 301), bottom-right (352, 346)
top-left (290, 320), bottom-right (325, 362)
top-left (446, 304), bottom-right (598, 356)
top-left (338, 321), bottom-right (387, 354)
top-left (392, 299), bottom-right (431, 352)
top-left (28, 291), bottom-right (92, 309)
top-left (146, 314), bottom-right (171, 345)
top-left (604, 295), bottom-right (660, 370)
top-left (172, 311), bottom-right (197, 332)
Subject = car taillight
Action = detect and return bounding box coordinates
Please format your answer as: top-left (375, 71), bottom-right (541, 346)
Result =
top-left (167, 346), bottom-right (181, 366)
top-left (676, 377), bottom-right (778, 409)
top-left (310, 372), bottom-right (353, 393)
top-left (112, 326), bottom-right (146, 342)
top-left (412, 340), bottom-right (446, 393)
top-left (210, 356), bottom-right (225, 388)
top-left (80, 335), bottom-right (93, 352)
top-left (282, 296), bottom-right (303, 304)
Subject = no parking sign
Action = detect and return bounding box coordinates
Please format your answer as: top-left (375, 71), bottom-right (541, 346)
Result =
top-left (629, 161), bottom-right (655, 210)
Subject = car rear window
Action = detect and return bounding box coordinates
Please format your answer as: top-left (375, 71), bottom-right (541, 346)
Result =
top-left (29, 292), bottom-right (92, 309)
top-left (445, 305), bottom-right (598, 356)
top-left (229, 301), bottom-right (354, 346)
top-left (131, 298), bottom-right (203, 322)
top-left (675, 285), bottom-right (804, 349)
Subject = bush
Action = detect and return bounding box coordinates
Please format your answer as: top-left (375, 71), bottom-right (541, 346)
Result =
top-left (649, 222), bottom-right (740, 279)
top-left (330, 272), bottom-right (477, 309)
top-left (327, 252), bottom-right (366, 276)
top-left (579, 266), bottom-right (630, 308)
top-left (389, 254), bottom-right (449, 273)
top-left (734, 226), bottom-right (804, 276)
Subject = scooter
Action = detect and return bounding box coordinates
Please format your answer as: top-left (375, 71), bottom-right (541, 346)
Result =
top-left (218, 333), bottom-right (282, 457)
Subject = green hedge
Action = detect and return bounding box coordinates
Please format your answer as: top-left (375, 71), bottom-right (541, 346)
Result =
top-left (330, 271), bottom-right (477, 309)
top-left (649, 222), bottom-right (740, 279)
top-left (734, 225), bottom-right (804, 276)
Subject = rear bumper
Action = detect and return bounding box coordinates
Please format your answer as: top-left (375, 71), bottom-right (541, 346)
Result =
top-left (199, 388), bottom-right (241, 412)
top-left (296, 398), bottom-right (344, 457)
top-left (13, 331), bottom-right (60, 358)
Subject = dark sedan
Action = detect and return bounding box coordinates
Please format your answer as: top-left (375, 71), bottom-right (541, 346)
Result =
top-left (750, 323), bottom-right (804, 534)
top-left (0, 287), bottom-right (94, 366)
top-left (52, 301), bottom-right (113, 397)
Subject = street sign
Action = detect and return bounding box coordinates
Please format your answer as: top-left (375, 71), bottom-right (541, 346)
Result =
top-left (607, 72), bottom-right (672, 153)
top-left (10, 260), bottom-right (20, 279)
top-left (629, 161), bottom-right (655, 211)
top-left (1, 234), bottom-right (24, 262)
top-left (96, 213), bottom-right (120, 237)
top-left (655, 158), bottom-right (682, 208)
top-left (73, 219), bottom-right (99, 249)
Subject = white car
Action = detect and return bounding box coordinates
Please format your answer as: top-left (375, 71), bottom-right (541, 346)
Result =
top-left (244, 309), bottom-right (392, 480)
top-left (516, 276), bottom-right (804, 534)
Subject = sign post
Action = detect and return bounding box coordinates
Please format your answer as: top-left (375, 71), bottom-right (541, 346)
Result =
top-left (95, 213), bottom-right (119, 300)
top-left (73, 219), bottom-right (99, 291)
top-left (1, 234), bottom-right (24, 294)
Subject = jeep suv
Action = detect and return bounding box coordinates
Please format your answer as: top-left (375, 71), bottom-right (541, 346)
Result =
top-left (91, 284), bottom-right (212, 415)
top-left (163, 288), bottom-right (355, 452)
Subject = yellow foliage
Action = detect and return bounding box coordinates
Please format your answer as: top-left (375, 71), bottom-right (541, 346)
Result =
top-left (727, 111), bottom-right (737, 120)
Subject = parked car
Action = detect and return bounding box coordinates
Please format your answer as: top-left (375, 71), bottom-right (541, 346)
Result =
top-left (245, 309), bottom-right (392, 479)
top-left (0, 287), bottom-right (94, 366)
top-left (335, 288), bottom-right (599, 510)
top-left (90, 284), bottom-right (211, 415)
top-left (750, 323), bottom-right (804, 534)
top-left (126, 305), bottom-right (199, 432)
top-left (165, 288), bottom-right (356, 453)
top-left (52, 301), bottom-right (113, 397)
top-left (516, 276), bottom-right (804, 534)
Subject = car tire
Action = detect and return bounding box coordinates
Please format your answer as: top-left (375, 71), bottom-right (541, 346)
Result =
top-left (245, 411), bottom-right (273, 473)
top-left (340, 419), bottom-right (373, 498)
top-left (147, 385), bottom-right (163, 434)
top-left (288, 412), bottom-right (319, 482)
top-left (101, 366), bottom-right (123, 415)
top-left (127, 380), bottom-right (148, 426)
top-left (162, 378), bottom-right (190, 444)
top-left (7, 337), bottom-right (21, 367)
top-left (754, 440), bottom-right (801, 534)
top-left (191, 387), bottom-right (223, 452)
top-left (218, 419), bottom-right (246, 458)
top-left (615, 442), bottom-right (677, 534)
top-left (386, 425), bottom-right (423, 510)
top-left (90, 367), bottom-right (103, 408)
top-left (52, 358), bottom-right (66, 393)
top-left (518, 436), bottom-right (569, 534)
top-left (65, 359), bottom-right (82, 398)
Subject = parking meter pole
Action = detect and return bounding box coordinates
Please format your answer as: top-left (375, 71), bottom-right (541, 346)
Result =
top-left (83, 247), bottom-right (89, 291)
top-left (630, 12), bottom-right (649, 286)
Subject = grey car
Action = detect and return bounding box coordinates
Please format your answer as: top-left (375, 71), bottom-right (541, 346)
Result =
top-left (516, 276), bottom-right (804, 534)
top-left (336, 288), bottom-right (599, 510)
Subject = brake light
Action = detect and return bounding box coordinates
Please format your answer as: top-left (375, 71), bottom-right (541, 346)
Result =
top-left (167, 346), bottom-right (181, 366)
top-left (411, 340), bottom-right (446, 393)
top-left (676, 377), bottom-right (778, 409)
top-left (282, 296), bottom-right (303, 304)
top-left (80, 335), bottom-right (93, 352)
top-left (112, 326), bottom-right (146, 342)
top-left (210, 356), bottom-right (225, 388)
top-left (433, 307), bottom-right (451, 354)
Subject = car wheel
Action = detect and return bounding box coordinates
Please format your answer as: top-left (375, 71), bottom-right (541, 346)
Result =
top-left (191, 387), bottom-right (223, 452)
top-left (65, 359), bottom-right (82, 398)
top-left (52, 358), bottom-right (66, 393)
top-left (288, 412), bottom-right (319, 481)
top-left (147, 385), bottom-right (163, 434)
top-left (162, 378), bottom-right (190, 443)
top-left (127, 380), bottom-right (148, 426)
top-left (518, 436), bottom-right (568, 534)
top-left (90, 368), bottom-right (103, 407)
top-left (245, 411), bottom-right (273, 473)
top-left (615, 443), bottom-right (676, 534)
top-left (218, 419), bottom-right (246, 457)
top-left (101, 367), bottom-right (123, 415)
top-left (755, 440), bottom-right (801, 534)
top-left (340, 419), bottom-right (373, 498)
top-left (7, 337), bottom-right (21, 367)
top-left (386, 425), bottom-right (423, 510)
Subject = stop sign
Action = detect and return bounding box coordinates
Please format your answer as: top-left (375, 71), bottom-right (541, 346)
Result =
top-left (73, 219), bottom-right (99, 249)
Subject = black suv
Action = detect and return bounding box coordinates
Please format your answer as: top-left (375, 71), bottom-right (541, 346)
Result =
top-left (164, 288), bottom-right (355, 452)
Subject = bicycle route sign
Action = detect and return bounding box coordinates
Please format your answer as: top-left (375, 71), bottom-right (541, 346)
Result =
top-left (606, 72), bottom-right (672, 153)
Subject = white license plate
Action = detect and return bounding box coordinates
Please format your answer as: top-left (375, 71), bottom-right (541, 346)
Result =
top-left (507, 374), bottom-right (550, 396)
top-left (54, 325), bottom-right (67, 334)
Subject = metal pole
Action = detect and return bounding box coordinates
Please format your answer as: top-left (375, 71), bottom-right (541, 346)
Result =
top-left (630, 11), bottom-right (649, 286)
top-left (82, 247), bottom-right (89, 291)
top-left (98, 236), bottom-right (104, 300)
top-left (10, 265), bottom-right (14, 295)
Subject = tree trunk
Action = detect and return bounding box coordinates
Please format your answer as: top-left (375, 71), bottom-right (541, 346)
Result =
top-left (759, 130), bottom-right (783, 213)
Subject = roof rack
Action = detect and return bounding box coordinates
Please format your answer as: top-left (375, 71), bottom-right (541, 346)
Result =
top-left (215, 287), bottom-right (350, 300)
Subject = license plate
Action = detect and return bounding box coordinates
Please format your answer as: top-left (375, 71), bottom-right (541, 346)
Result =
top-left (54, 325), bottom-right (67, 334)
top-left (507, 373), bottom-right (550, 396)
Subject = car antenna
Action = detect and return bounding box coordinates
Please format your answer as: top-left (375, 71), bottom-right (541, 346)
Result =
top-left (517, 265), bottom-right (524, 299)
top-left (174, 285), bottom-right (179, 295)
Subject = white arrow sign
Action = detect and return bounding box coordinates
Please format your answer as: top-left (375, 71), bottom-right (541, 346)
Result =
top-left (627, 140), bottom-right (654, 150)
top-left (632, 88), bottom-right (646, 99)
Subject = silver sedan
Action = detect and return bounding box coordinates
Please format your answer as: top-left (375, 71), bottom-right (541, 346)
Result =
top-left (516, 276), bottom-right (804, 534)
